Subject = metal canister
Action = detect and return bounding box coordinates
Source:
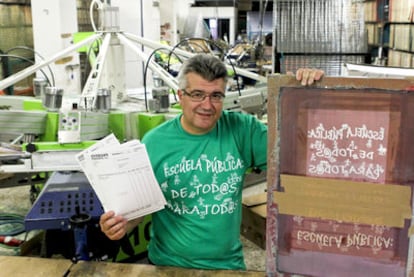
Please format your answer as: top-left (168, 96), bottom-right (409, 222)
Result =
top-left (96, 88), bottom-right (111, 113)
top-left (33, 77), bottom-right (47, 98)
top-left (43, 87), bottom-right (63, 112)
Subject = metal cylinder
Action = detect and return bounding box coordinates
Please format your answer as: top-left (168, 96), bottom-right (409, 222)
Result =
top-left (153, 73), bottom-right (164, 88)
top-left (96, 88), bottom-right (111, 113)
top-left (70, 211), bottom-right (91, 262)
top-left (33, 77), bottom-right (47, 98)
top-left (43, 87), bottom-right (63, 112)
top-left (150, 86), bottom-right (169, 113)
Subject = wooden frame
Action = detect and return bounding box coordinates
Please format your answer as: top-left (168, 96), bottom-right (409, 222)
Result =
top-left (266, 75), bottom-right (414, 276)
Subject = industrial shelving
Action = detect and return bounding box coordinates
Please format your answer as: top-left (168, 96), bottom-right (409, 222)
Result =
top-left (364, 0), bottom-right (414, 67)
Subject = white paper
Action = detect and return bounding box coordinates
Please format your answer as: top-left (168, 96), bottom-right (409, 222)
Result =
top-left (76, 134), bottom-right (166, 220)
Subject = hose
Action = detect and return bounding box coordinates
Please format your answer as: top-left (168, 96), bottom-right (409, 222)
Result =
top-left (0, 213), bottom-right (25, 251)
top-left (0, 213), bottom-right (25, 237)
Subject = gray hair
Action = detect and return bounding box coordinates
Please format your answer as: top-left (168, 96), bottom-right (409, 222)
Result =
top-left (177, 54), bottom-right (228, 89)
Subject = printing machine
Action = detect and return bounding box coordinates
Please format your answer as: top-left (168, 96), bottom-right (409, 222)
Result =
top-left (0, 0), bottom-right (269, 263)
top-left (0, 0), bottom-right (268, 176)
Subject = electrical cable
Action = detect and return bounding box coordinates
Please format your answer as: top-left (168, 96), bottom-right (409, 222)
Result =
top-left (90, 0), bottom-right (104, 32)
top-left (143, 47), bottom-right (182, 111)
top-left (166, 36), bottom-right (225, 75)
top-left (224, 53), bottom-right (242, 96)
top-left (0, 54), bottom-right (52, 87)
top-left (82, 37), bottom-right (102, 87)
top-left (167, 37), bottom-right (240, 96)
top-left (0, 213), bottom-right (25, 252)
top-left (167, 37), bottom-right (209, 73)
top-left (0, 213), bottom-right (25, 237)
top-left (6, 46), bottom-right (56, 87)
top-left (0, 48), bottom-right (7, 94)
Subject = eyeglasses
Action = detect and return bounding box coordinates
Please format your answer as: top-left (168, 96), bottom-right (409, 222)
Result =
top-left (182, 89), bottom-right (225, 103)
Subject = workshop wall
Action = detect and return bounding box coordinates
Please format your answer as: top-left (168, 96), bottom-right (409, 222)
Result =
top-left (0, 1), bottom-right (32, 52)
top-left (0, 0), bottom-right (94, 93)
top-left (0, 0), bottom-right (95, 50)
top-left (0, 1), bottom-right (33, 90)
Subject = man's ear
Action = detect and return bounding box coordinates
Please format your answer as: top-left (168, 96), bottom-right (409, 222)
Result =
top-left (177, 89), bottom-right (183, 100)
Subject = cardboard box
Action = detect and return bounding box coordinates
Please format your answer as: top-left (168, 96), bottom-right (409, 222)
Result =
top-left (241, 193), bottom-right (267, 249)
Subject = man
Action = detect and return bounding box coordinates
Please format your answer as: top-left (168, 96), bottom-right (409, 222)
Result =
top-left (99, 54), bottom-right (323, 270)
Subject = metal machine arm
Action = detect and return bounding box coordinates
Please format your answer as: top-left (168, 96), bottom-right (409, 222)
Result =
top-left (0, 33), bottom-right (102, 91)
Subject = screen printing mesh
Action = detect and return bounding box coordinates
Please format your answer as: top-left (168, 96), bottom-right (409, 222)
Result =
top-left (273, 0), bottom-right (367, 75)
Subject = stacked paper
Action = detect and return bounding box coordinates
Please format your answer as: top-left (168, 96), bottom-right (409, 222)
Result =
top-left (76, 133), bottom-right (166, 220)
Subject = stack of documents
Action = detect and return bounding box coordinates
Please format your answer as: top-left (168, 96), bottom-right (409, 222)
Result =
top-left (76, 133), bottom-right (166, 220)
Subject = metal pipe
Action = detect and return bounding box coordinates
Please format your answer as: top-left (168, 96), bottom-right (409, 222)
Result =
top-left (117, 33), bottom-right (179, 90)
top-left (122, 32), bottom-right (267, 83)
top-left (81, 32), bottom-right (112, 99)
top-left (0, 33), bottom-right (102, 91)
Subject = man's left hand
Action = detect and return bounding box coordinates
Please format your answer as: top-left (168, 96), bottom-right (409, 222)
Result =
top-left (295, 68), bottom-right (324, 86)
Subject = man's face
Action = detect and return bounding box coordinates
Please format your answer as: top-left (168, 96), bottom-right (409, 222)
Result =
top-left (178, 72), bottom-right (226, 135)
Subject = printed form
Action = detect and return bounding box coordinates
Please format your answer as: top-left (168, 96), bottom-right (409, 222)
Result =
top-left (76, 134), bottom-right (166, 220)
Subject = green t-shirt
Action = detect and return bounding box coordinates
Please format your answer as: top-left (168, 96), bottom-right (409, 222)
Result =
top-left (141, 110), bottom-right (267, 270)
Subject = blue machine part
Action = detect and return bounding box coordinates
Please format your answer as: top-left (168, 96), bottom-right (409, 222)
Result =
top-left (25, 171), bottom-right (104, 231)
top-left (72, 224), bottom-right (90, 261)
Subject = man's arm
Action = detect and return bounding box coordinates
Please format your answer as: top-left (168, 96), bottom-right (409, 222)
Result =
top-left (126, 217), bottom-right (144, 233)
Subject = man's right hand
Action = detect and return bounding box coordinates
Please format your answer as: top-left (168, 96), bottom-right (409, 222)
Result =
top-left (99, 211), bottom-right (128, 240)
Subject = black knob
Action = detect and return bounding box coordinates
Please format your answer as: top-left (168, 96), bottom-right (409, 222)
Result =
top-left (25, 143), bottom-right (36, 153)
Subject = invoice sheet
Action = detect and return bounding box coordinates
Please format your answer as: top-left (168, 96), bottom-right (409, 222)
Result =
top-left (76, 134), bottom-right (166, 220)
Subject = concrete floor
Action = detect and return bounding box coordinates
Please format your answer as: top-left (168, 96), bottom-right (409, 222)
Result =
top-left (0, 184), bottom-right (266, 272)
top-left (242, 181), bottom-right (267, 271)
top-left (241, 235), bottom-right (266, 271)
